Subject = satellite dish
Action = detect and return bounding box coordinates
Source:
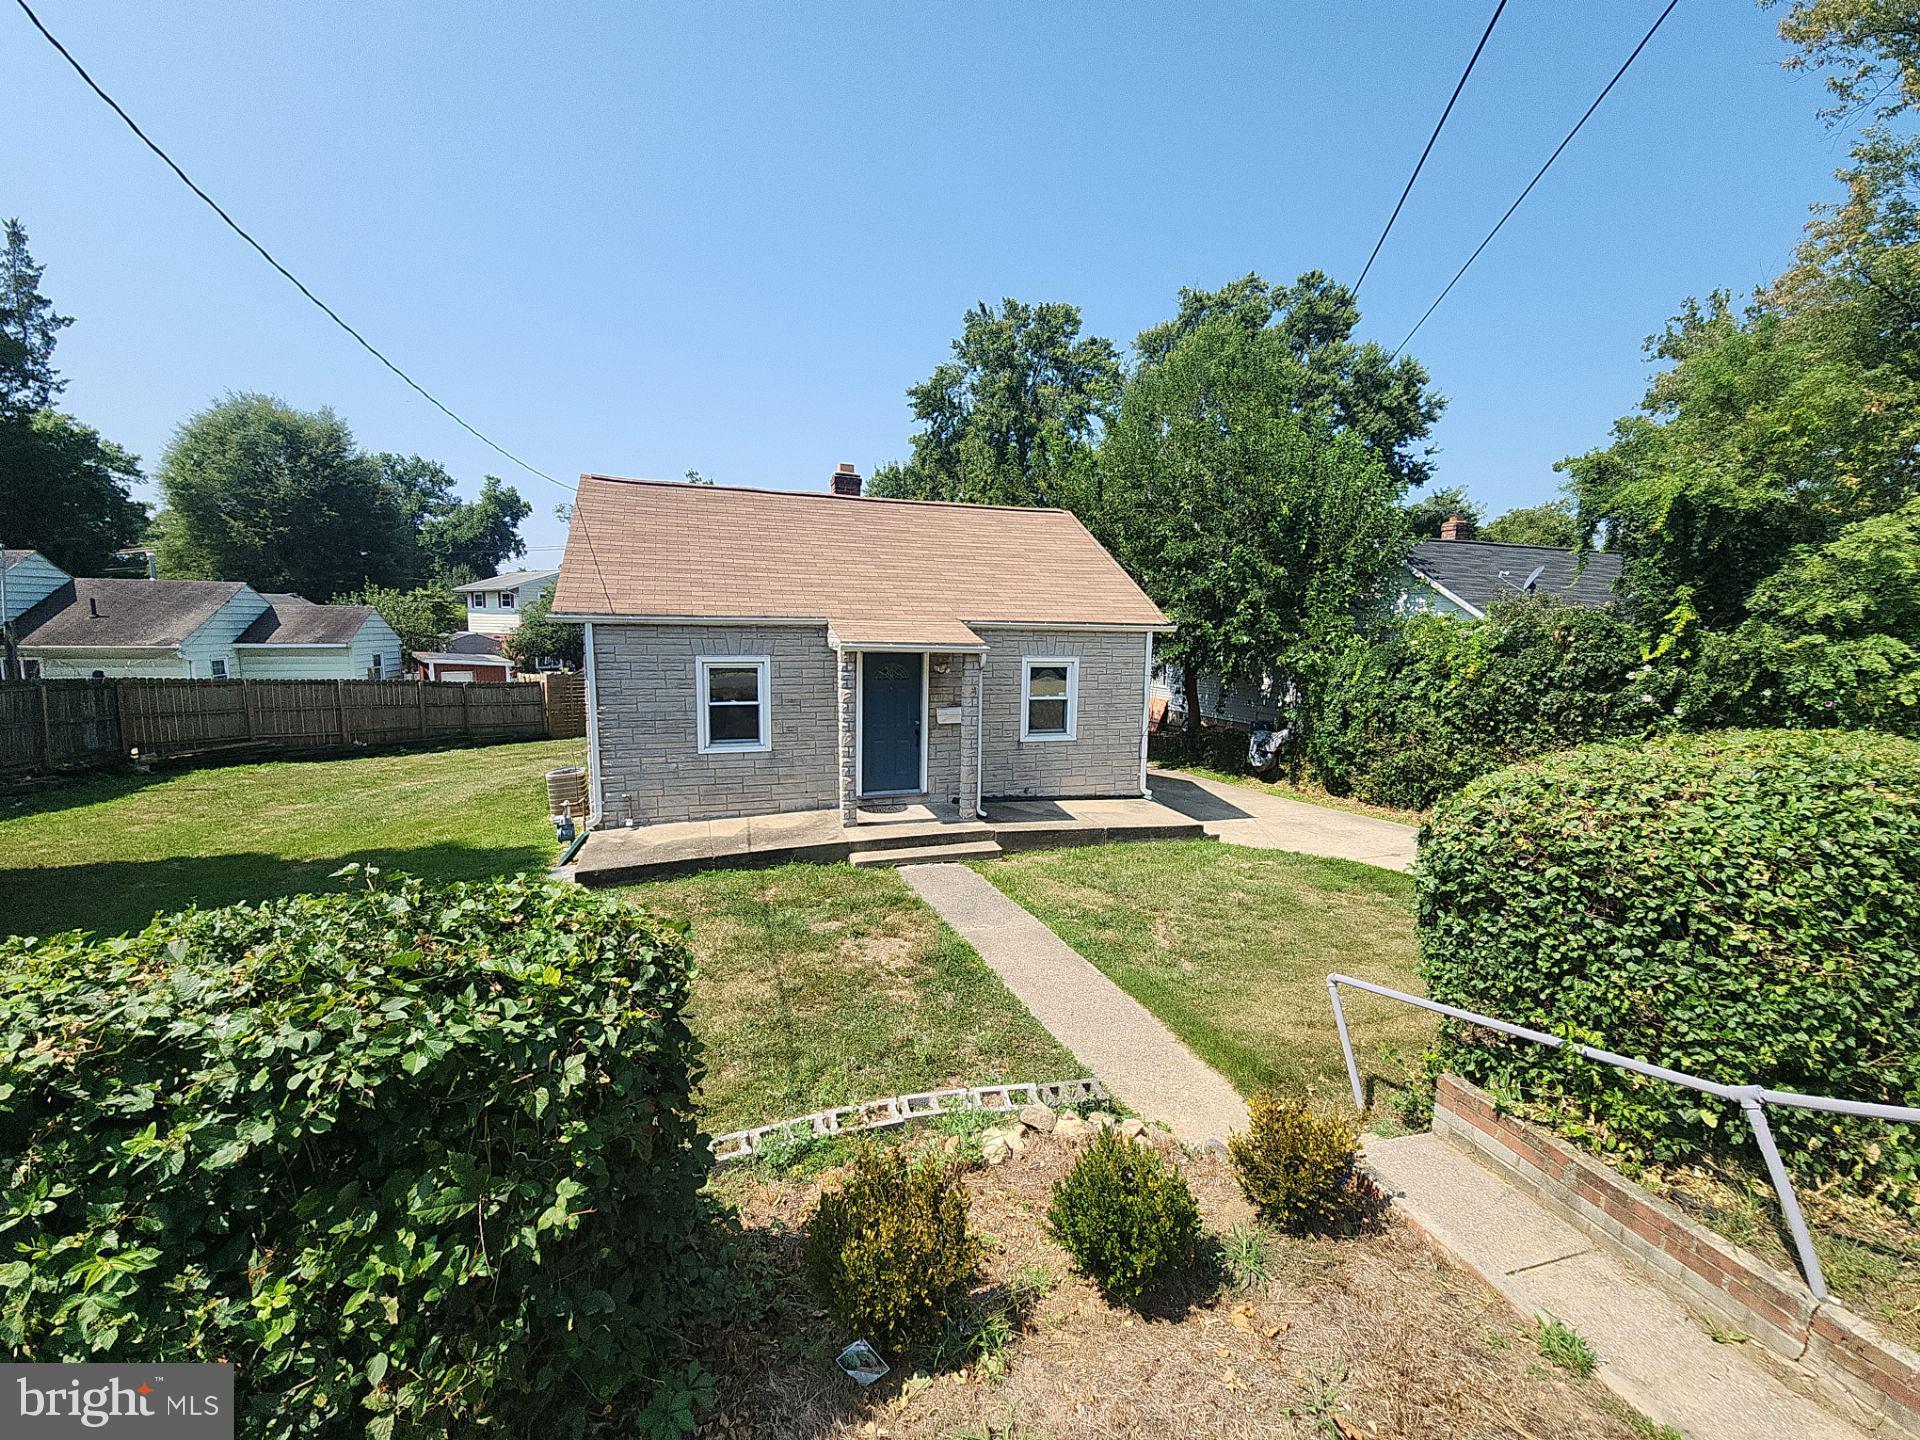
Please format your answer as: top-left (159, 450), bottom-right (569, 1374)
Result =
top-left (1522, 564), bottom-right (1547, 593)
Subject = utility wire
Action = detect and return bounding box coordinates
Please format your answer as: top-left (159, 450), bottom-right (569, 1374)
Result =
top-left (1353, 0), bottom-right (1508, 298)
top-left (1391, 0), bottom-right (1682, 359)
top-left (13, 0), bottom-right (613, 607)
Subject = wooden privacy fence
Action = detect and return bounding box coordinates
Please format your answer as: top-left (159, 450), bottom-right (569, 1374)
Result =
top-left (0, 676), bottom-right (572, 775)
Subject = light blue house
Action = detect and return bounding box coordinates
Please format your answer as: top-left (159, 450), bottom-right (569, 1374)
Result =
top-left (1, 549), bottom-right (401, 681)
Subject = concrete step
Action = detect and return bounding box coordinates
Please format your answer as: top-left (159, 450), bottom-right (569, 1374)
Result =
top-left (850, 839), bottom-right (1004, 867)
top-left (846, 821), bottom-right (995, 852)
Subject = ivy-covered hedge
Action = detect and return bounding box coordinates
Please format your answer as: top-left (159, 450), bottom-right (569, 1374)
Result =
top-left (0, 871), bottom-right (708, 1438)
top-left (1302, 598), bottom-right (1670, 811)
top-left (1418, 730), bottom-right (1920, 1210)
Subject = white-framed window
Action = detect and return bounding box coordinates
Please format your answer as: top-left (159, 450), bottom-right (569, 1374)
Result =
top-left (468, 592), bottom-right (484, 609)
top-left (1020, 657), bottom-right (1079, 741)
top-left (500, 589), bottom-right (516, 609)
top-left (209, 658), bottom-right (228, 678)
top-left (21, 658), bottom-right (42, 680)
top-left (371, 652), bottom-right (384, 679)
top-left (696, 655), bottom-right (771, 754)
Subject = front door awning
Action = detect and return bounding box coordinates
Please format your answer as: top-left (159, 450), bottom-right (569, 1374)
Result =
top-left (826, 618), bottom-right (987, 653)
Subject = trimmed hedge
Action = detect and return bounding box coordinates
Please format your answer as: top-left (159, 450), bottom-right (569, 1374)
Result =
top-left (0, 870), bottom-right (708, 1438)
top-left (1418, 729), bottom-right (1920, 1209)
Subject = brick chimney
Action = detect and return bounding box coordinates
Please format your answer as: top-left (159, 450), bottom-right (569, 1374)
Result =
top-left (1440, 513), bottom-right (1476, 542)
top-left (830, 462), bottom-right (863, 497)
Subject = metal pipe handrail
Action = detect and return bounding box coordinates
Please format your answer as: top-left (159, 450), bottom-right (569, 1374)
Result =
top-left (1327, 972), bottom-right (1920, 1303)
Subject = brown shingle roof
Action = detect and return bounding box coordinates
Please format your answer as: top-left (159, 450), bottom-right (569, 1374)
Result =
top-left (14, 579), bottom-right (245, 649)
top-left (554, 476), bottom-right (1168, 628)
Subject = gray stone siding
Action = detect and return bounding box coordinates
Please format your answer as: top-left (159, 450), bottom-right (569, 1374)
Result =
top-left (592, 623), bottom-right (838, 823)
top-left (926, 656), bottom-right (964, 805)
top-left (979, 628), bottom-right (1150, 799)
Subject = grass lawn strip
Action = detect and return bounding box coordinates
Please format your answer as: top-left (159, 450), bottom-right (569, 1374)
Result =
top-left (0, 739), bottom-right (584, 939)
top-left (977, 839), bottom-right (1428, 1103)
top-left (623, 862), bottom-right (1078, 1135)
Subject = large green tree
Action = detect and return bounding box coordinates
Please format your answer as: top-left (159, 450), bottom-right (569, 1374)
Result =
top-left (0, 218), bottom-right (147, 573)
top-left (1562, 129), bottom-right (1920, 624)
top-left (869, 299), bottom-right (1122, 509)
top-left (1482, 499), bottom-right (1582, 548)
top-left (1404, 484), bottom-right (1482, 540)
top-left (377, 454), bottom-right (530, 586)
top-left (336, 583), bottom-right (464, 659)
top-left (1134, 271), bottom-right (1446, 490)
top-left (1101, 310), bottom-right (1411, 725)
top-left (500, 586), bottom-right (583, 670)
top-left (1773, 0), bottom-right (1920, 122)
top-left (155, 394), bottom-right (413, 598)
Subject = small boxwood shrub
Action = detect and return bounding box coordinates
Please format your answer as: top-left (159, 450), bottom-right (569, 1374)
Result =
top-left (1228, 1093), bottom-right (1374, 1232)
top-left (1419, 729), bottom-right (1920, 1208)
top-left (0, 870), bottom-right (708, 1439)
top-left (1047, 1131), bottom-right (1201, 1301)
top-left (804, 1147), bottom-right (978, 1354)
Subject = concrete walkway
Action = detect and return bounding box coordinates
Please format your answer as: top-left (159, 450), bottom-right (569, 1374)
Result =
top-left (1148, 768), bottom-right (1418, 872)
top-left (899, 862), bottom-right (1250, 1146)
top-left (1368, 1132), bottom-right (1869, 1440)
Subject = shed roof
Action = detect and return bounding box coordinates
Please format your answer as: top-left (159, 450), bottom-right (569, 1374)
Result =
top-left (237, 601), bottom-right (373, 646)
top-left (13, 578), bottom-right (246, 649)
top-left (1410, 539), bottom-right (1622, 616)
top-left (554, 476), bottom-right (1167, 628)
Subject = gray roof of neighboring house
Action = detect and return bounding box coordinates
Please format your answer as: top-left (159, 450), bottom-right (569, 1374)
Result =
top-left (13, 578), bottom-right (246, 648)
top-left (237, 601), bottom-right (375, 646)
top-left (443, 630), bottom-right (504, 655)
top-left (451, 569), bottom-right (556, 593)
top-left (1410, 539), bottom-right (1623, 615)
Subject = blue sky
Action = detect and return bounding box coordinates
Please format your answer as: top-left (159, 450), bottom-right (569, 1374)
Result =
top-left (5, 1), bottom-right (1857, 565)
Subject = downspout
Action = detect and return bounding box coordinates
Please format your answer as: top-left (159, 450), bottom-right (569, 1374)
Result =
top-left (1139, 629), bottom-right (1154, 798)
top-left (973, 651), bottom-right (988, 819)
top-left (583, 620), bottom-right (604, 822)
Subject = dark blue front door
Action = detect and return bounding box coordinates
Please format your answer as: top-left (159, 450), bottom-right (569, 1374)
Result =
top-left (861, 654), bottom-right (923, 794)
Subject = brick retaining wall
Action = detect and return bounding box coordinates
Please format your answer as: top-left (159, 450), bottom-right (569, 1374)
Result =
top-left (1434, 1073), bottom-right (1920, 1437)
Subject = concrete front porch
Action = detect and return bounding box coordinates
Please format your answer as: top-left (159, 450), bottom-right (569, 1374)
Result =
top-left (566, 794), bottom-right (1208, 886)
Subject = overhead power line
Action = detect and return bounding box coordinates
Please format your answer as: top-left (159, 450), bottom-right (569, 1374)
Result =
top-left (1353, 0), bottom-right (1509, 298)
top-left (13, 0), bottom-right (613, 607)
top-left (1391, 0), bottom-right (1682, 359)
top-left (11, 0), bottom-right (563, 492)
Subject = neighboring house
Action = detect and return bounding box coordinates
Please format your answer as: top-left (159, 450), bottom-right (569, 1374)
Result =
top-left (0, 550), bottom-right (402, 680)
top-left (553, 466), bottom-right (1168, 826)
top-left (1156, 516), bottom-right (1625, 731)
top-left (1401, 515), bottom-right (1622, 619)
top-left (413, 631), bottom-right (514, 683)
top-left (453, 569), bottom-right (558, 637)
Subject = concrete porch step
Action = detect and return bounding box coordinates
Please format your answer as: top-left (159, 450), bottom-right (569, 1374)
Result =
top-left (849, 839), bottom-right (1005, 867)
top-left (845, 819), bottom-right (995, 852)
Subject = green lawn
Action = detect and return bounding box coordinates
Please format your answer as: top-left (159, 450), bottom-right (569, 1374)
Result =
top-left (977, 839), bottom-right (1428, 1104)
top-left (0, 739), bottom-right (583, 938)
top-left (621, 863), bottom-right (1077, 1133)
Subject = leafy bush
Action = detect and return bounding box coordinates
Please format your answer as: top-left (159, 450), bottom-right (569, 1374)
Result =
top-left (804, 1147), bottom-right (978, 1353)
top-left (1228, 1093), bottom-right (1376, 1232)
top-left (0, 870), bottom-right (708, 1439)
top-left (1046, 1131), bottom-right (1201, 1301)
top-left (1419, 729), bottom-right (1920, 1209)
top-left (1301, 598), bottom-right (1673, 811)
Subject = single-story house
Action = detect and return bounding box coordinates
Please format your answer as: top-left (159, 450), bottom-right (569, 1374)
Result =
top-left (413, 630), bottom-right (514, 683)
top-left (1, 550), bottom-right (402, 680)
top-left (454, 569), bottom-right (557, 637)
top-left (553, 466), bottom-right (1168, 826)
top-left (1400, 515), bottom-right (1622, 619)
top-left (1157, 515), bottom-right (1625, 730)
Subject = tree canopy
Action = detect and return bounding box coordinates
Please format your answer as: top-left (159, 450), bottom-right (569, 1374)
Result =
top-left (1404, 484), bottom-right (1482, 540)
top-left (1774, 0), bottom-right (1920, 122)
top-left (155, 394), bottom-right (529, 599)
top-left (1482, 499), bottom-right (1582, 549)
top-left (869, 299), bottom-right (1122, 509)
top-left (336, 583), bottom-right (464, 659)
top-left (501, 586), bottom-right (582, 670)
top-left (0, 218), bottom-right (147, 574)
top-left (1561, 129), bottom-right (1920, 624)
top-left (1134, 271), bottom-right (1446, 489)
top-left (1101, 310), bottom-right (1410, 709)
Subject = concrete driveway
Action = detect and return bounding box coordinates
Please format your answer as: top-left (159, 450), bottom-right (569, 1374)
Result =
top-left (1147, 767), bottom-right (1418, 872)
